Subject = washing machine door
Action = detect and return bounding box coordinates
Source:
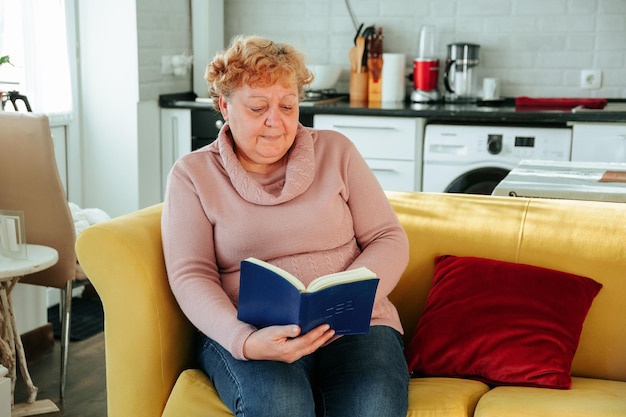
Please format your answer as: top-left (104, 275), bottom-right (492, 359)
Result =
top-left (446, 167), bottom-right (509, 194)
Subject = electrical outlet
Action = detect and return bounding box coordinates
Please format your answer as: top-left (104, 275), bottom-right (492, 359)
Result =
top-left (581, 70), bottom-right (602, 89)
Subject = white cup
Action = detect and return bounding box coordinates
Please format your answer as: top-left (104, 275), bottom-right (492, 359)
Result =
top-left (482, 77), bottom-right (499, 100)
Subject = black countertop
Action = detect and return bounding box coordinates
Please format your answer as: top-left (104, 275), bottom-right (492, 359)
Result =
top-left (160, 93), bottom-right (626, 126)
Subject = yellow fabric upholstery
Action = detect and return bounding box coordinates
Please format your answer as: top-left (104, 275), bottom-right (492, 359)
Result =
top-left (387, 192), bottom-right (626, 383)
top-left (75, 192), bottom-right (626, 417)
top-left (474, 377), bottom-right (626, 417)
top-left (407, 378), bottom-right (489, 417)
top-left (76, 204), bottom-right (196, 417)
top-left (162, 370), bottom-right (233, 417)
top-left (160, 372), bottom-right (489, 417)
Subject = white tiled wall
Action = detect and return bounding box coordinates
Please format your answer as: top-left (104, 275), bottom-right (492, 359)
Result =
top-left (137, 0), bottom-right (192, 101)
top-left (224, 0), bottom-right (626, 98)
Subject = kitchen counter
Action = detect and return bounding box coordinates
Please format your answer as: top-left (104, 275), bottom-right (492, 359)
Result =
top-left (159, 93), bottom-right (626, 126)
top-left (298, 98), bottom-right (626, 125)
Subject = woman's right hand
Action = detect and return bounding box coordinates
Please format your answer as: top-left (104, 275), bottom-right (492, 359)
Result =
top-left (242, 324), bottom-right (335, 363)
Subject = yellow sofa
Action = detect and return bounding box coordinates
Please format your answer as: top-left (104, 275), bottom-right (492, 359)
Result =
top-left (75, 191), bottom-right (626, 417)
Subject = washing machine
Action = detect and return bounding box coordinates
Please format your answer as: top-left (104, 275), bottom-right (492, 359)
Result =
top-left (422, 124), bottom-right (572, 194)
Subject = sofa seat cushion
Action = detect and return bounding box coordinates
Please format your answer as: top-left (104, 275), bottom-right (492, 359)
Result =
top-left (162, 369), bottom-right (234, 417)
top-left (474, 377), bottom-right (626, 417)
top-left (408, 377), bottom-right (490, 417)
top-left (162, 370), bottom-right (489, 417)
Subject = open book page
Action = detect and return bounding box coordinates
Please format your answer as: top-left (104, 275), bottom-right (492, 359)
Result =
top-left (307, 267), bottom-right (376, 292)
top-left (243, 257), bottom-right (305, 290)
top-left (243, 257), bottom-right (376, 293)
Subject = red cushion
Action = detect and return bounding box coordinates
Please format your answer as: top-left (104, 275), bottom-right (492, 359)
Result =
top-left (405, 255), bottom-right (602, 389)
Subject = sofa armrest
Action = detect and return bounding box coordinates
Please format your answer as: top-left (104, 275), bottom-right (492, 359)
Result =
top-left (76, 204), bottom-right (196, 417)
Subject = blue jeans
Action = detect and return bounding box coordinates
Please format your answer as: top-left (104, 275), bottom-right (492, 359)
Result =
top-left (197, 326), bottom-right (409, 417)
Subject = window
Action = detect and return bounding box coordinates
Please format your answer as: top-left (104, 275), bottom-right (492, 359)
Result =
top-left (0, 0), bottom-right (73, 114)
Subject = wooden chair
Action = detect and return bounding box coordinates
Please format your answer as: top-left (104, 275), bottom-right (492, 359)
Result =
top-left (0, 111), bottom-right (87, 400)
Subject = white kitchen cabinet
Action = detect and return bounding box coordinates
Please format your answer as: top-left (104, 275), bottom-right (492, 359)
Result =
top-left (313, 115), bottom-right (425, 192)
top-left (571, 123), bottom-right (626, 162)
top-left (161, 108), bottom-right (192, 198)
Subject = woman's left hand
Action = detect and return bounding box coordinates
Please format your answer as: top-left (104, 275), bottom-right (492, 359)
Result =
top-left (242, 324), bottom-right (335, 363)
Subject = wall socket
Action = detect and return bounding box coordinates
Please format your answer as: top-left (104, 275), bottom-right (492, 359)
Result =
top-left (580, 70), bottom-right (602, 89)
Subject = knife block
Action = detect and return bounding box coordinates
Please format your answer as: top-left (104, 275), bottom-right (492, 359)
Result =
top-left (350, 71), bottom-right (368, 103)
top-left (368, 74), bottom-right (382, 103)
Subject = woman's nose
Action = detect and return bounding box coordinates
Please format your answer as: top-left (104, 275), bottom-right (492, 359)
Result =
top-left (264, 107), bottom-right (278, 126)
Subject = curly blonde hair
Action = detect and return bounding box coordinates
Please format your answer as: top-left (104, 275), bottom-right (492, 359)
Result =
top-left (205, 35), bottom-right (313, 111)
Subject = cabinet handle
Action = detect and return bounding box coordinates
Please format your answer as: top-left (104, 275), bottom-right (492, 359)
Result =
top-left (370, 168), bottom-right (396, 172)
top-left (332, 124), bottom-right (397, 131)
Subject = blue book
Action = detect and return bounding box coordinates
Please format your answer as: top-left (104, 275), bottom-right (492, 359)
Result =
top-left (237, 257), bottom-right (379, 335)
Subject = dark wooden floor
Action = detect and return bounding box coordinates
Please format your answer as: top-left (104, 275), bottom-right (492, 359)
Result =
top-left (14, 332), bottom-right (107, 416)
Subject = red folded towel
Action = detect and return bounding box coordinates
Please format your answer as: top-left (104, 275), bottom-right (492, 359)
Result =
top-left (515, 97), bottom-right (607, 110)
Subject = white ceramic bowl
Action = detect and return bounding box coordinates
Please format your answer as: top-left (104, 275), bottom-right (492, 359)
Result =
top-left (306, 64), bottom-right (342, 91)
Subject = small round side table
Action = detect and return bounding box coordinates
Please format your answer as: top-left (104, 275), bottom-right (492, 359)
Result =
top-left (0, 244), bottom-right (58, 408)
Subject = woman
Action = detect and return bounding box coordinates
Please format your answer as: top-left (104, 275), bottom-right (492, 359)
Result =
top-left (161, 34), bottom-right (409, 417)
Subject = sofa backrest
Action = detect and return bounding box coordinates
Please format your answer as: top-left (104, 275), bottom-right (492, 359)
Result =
top-left (387, 191), bottom-right (626, 383)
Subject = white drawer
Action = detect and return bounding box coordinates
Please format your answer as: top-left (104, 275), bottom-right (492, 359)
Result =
top-left (364, 159), bottom-right (416, 192)
top-left (313, 115), bottom-right (418, 161)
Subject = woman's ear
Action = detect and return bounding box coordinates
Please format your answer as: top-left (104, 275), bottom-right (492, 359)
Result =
top-left (218, 96), bottom-right (229, 121)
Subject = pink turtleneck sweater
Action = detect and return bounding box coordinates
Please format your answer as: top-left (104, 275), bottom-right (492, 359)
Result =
top-left (162, 123), bottom-right (409, 360)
